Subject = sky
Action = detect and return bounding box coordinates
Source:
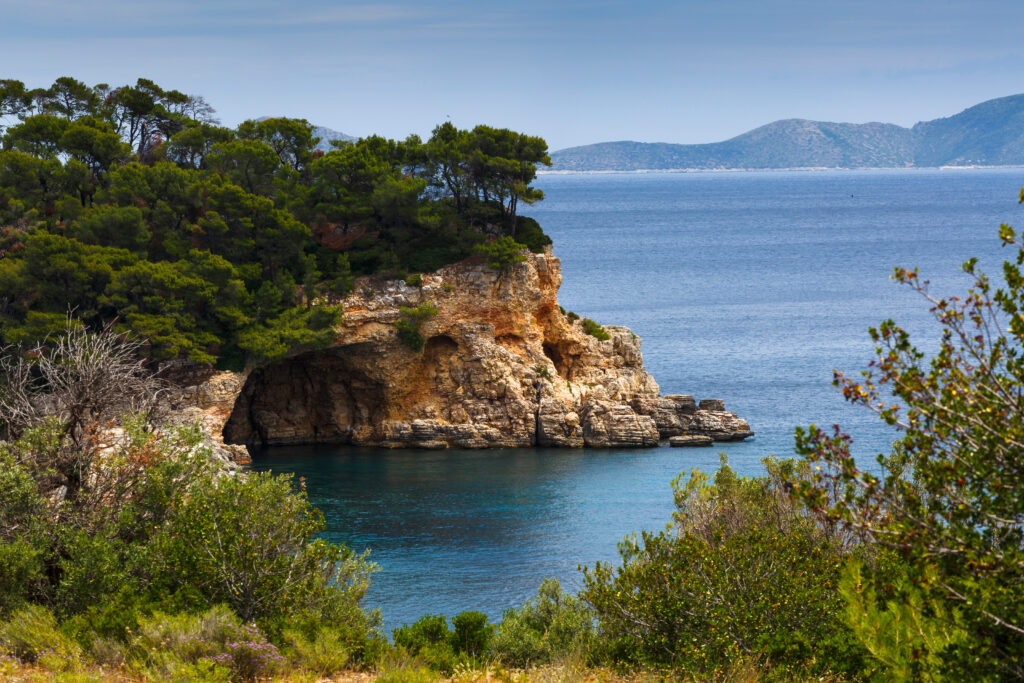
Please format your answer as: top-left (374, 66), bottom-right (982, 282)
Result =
top-left (3, 0), bottom-right (1023, 150)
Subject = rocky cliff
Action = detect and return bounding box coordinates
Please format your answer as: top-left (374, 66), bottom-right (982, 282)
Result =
top-left (167, 248), bottom-right (751, 460)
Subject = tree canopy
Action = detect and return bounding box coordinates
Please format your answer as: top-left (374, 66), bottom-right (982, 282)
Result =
top-left (0, 76), bottom-right (551, 367)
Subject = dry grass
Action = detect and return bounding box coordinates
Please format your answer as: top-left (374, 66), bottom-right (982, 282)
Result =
top-left (0, 659), bottom-right (850, 682)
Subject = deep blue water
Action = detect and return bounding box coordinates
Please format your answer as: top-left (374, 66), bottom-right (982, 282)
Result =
top-left (251, 168), bottom-right (1024, 632)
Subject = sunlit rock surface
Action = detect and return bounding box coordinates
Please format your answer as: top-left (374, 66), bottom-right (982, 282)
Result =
top-left (165, 248), bottom-right (752, 459)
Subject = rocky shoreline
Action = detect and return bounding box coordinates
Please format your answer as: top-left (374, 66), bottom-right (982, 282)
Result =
top-left (164, 248), bottom-right (751, 462)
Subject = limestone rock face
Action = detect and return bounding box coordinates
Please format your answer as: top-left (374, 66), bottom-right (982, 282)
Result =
top-left (165, 248), bottom-right (752, 457)
top-left (631, 395), bottom-right (753, 442)
top-left (580, 401), bottom-right (659, 448)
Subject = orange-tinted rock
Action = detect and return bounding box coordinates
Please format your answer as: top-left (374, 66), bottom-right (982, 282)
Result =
top-left (165, 247), bottom-right (751, 459)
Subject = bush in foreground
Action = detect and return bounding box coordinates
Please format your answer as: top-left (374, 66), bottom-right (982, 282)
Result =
top-left (491, 578), bottom-right (594, 668)
top-left (0, 324), bottom-right (383, 679)
top-left (582, 457), bottom-right (869, 679)
top-left (392, 612), bottom-right (494, 675)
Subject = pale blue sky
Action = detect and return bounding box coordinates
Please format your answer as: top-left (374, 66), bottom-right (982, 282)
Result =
top-left (3, 0), bottom-right (1022, 149)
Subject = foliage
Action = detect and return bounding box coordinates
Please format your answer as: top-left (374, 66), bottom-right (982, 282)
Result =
top-left (0, 605), bottom-right (82, 663)
top-left (0, 332), bottom-right (380, 678)
top-left (392, 612), bottom-right (494, 674)
top-left (235, 304), bottom-right (343, 365)
top-left (492, 578), bottom-right (594, 667)
top-left (150, 469), bottom-right (378, 625)
top-left (128, 606), bottom-right (285, 681)
top-left (392, 615), bottom-right (457, 673)
top-left (514, 216), bottom-right (552, 253)
top-left (394, 302), bottom-right (439, 352)
top-left (421, 122), bottom-right (549, 227)
top-left (0, 75), bottom-right (551, 366)
top-left (280, 625), bottom-right (350, 676)
top-left (450, 611), bottom-right (494, 660)
top-left (405, 272), bottom-right (422, 287)
top-left (0, 450), bottom-right (45, 615)
top-left (840, 560), bottom-right (966, 681)
top-left (475, 236), bottom-right (527, 272)
top-left (580, 318), bottom-right (610, 341)
top-left (376, 650), bottom-right (438, 683)
top-left (791, 216), bottom-right (1024, 679)
top-left (581, 457), bottom-right (868, 678)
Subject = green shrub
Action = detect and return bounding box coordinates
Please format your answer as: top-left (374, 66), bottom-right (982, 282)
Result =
top-left (565, 310), bottom-right (579, 323)
top-left (394, 302), bottom-right (439, 352)
top-left (0, 604), bottom-right (82, 663)
top-left (376, 650), bottom-right (438, 683)
top-left (129, 606), bottom-right (285, 681)
top-left (329, 253), bottom-right (355, 296)
top-left (393, 615), bottom-right (456, 672)
top-left (404, 273), bottom-right (423, 287)
top-left (840, 560), bottom-right (966, 681)
top-left (0, 452), bottom-right (46, 615)
top-left (514, 216), bottom-right (552, 253)
top-left (492, 579), bottom-right (593, 667)
top-left (474, 236), bottom-right (527, 271)
top-left (582, 457), bottom-right (868, 677)
top-left (88, 636), bottom-right (128, 669)
top-left (150, 470), bottom-right (377, 626)
top-left (580, 318), bottom-right (609, 341)
top-left (54, 531), bottom-right (130, 617)
top-left (0, 541), bottom-right (42, 618)
top-left (393, 615), bottom-right (449, 654)
top-left (282, 625), bottom-right (350, 676)
top-left (792, 222), bottom-right (1024, 678)
top-left (376, 666), bottom-right (436, 683)
top-left (450, 611), bottom-right (493, 659)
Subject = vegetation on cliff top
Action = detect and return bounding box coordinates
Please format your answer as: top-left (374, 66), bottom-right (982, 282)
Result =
top-left (0, 76), bottom-right (551, 368)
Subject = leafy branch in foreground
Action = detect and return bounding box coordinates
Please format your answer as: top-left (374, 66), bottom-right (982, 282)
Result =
top-left (792, 206), bottom-right (1024, 678)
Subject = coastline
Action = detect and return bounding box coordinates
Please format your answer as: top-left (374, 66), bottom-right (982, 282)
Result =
top-left (538, 164), bottom-right (1024, 175)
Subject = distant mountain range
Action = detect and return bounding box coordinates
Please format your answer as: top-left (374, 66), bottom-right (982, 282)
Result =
top-left (311, 125), bottom-right (356, 152)
top-left (257, 118), bottom-right (356, 153)
top-left (549, 95), bottom-right (1024, 172)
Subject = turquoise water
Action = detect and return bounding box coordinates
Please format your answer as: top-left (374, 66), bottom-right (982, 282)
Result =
top-left (251, 167), bottom-right (1024, 632)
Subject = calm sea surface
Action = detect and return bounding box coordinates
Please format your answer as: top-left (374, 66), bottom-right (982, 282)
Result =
top-left (250, 168), bottom-right (1024, 632)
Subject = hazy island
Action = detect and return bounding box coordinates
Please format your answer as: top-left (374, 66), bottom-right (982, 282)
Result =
top-left (550, 93), bottom-right (1024, 172)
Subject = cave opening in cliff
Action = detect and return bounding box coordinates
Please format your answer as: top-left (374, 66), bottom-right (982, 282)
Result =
top-left (424, 334), bottom-right (459, 357)
top-left (222, 345), bottom-right (387, 447)
top-left (543, 342), bottom-right (571, 378)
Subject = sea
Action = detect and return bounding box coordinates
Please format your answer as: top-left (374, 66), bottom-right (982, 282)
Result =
top-left (250, 167), bottom-right (1024, 633)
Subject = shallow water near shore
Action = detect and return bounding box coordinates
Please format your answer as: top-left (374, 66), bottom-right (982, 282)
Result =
top-left (250, 167), bottom-right (1024, 632)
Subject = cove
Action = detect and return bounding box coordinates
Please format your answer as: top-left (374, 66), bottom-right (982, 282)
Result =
top-left (250, 167), bottom-right (1024, 632)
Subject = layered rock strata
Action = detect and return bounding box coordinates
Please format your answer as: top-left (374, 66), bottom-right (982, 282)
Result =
top-left (166, 248), bottom-right (751, 458)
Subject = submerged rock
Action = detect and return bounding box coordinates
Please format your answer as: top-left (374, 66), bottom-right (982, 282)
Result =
top-left (163, 248), bottom-right (752, 458)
